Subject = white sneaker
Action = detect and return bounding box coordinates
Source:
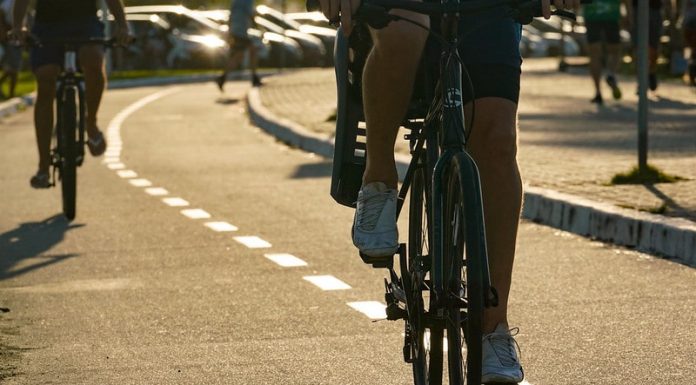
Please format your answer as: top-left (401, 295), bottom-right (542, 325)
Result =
top-left (481, 323), bottom-right (524, 384)
top-left (352, 182), bottom-right (398, 257)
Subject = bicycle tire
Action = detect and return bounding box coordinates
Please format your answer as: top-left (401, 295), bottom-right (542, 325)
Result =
top-left (408, 165), bottom-right (445, 385)
top-left (442, 152), bottom-right (486, 385)
top-left (60, 86), bottom-right (78, 221)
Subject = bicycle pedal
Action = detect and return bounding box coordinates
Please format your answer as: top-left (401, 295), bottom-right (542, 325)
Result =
top-left (359, 252), bottom-right (393, 268)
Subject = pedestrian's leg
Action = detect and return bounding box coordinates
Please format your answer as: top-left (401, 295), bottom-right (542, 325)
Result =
top-left (588, 43), bottom-right (603, 103)
top-left (464, 98), bottom-right (521, 334)
top-left (34, 65), bottom-right (61, 173)
top-left (79, 44), bottom-right (106, 138)
top-left (8, 71), bottom-right (18, 98)
top-left (362, 11), bottom-right (429, 188)
top-left (606, 43), bottom-right (622, 99)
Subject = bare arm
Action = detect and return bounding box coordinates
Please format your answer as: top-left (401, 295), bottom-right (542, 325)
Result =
top-left (105, 0), bottom-right (130, 44)
top-left (9, 0), bottom-right (29, 42)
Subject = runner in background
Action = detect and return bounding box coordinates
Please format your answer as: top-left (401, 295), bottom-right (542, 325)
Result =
top-left (583, 0), bottom-right (624, 104)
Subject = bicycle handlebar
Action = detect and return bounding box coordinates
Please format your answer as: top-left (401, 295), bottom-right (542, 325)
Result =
top-left (307, 0), bottom-right (590, 26)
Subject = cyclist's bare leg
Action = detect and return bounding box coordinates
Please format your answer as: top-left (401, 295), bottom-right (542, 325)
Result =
top-left (465, 98), bottom-right (521, 334)
top-left (34, 64), bottom-right (61, 173)
top-left (79, 44), bottom-right (105, 138)
top-left (362, 10), bottom-right (429, 188)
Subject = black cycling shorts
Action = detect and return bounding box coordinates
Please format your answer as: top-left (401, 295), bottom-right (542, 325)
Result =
top-left (461, 63), bottom-right (521, 105)
top-left (585, 21), bottom-right (621, 44)
top-left (426, 10), bottom-right (522, 105)
top-left (229, 35), bottom-right (252, 55)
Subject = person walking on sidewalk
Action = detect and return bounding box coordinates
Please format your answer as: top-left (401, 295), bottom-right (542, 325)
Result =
top-left (583, 0), bottom-right (623, 104)
top-left (317, 0), bottom-right (579, 382)
top-left (684, 0), bottom-right (696, 86)
top-left (627, 0), bottom-right (663, 91)
top-left (0, 0), bottom-right (22, 99)
top-left (10, 0), bottom-right (131, 188)
top-left (215, 0), bottom-right (261, 91)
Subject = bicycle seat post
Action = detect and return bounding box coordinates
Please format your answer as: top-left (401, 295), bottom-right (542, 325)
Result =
top-left (64, 46), bottom-right (78, 75)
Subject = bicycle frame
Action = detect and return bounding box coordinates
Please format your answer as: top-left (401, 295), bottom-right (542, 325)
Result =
top-left (54, 47), bottom-right (86, 166)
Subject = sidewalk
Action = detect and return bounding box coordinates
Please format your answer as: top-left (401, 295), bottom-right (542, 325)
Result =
top-left (250, 58), bottom-right (696, 263)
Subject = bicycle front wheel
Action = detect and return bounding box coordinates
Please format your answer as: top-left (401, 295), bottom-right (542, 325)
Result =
top-left (59, 86), bottom-right (78, 221)
top-left (407, 165), bottom-right (444, 385)
top-left (442, 152), bottom-right (486, 385)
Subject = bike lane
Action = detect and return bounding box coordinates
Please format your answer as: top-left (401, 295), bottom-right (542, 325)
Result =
top-left (0, 81), bottom-right (694, 384)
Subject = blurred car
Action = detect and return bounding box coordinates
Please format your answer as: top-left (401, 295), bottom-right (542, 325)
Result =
top-left (285, 11), bottom-right (330, 27)
top-left (254, 15), bottom-right (326, 66)
top-left (255, 5), bottom-right (335, 64)
top-left (196, 9), bottom-right (305, 68)
top-left (523, 24), bottom-right (581, 57)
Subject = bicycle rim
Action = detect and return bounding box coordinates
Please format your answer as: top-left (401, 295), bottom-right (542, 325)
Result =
top-left (60, 87), bottom-right (78, 221)
top-left (408, 166), bottom-right (444, 385)
top-left (442, 153), bottom-right (485, 385)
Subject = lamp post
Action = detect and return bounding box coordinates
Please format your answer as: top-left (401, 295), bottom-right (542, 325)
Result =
top-left (636, 0), bottom-right (649, 172)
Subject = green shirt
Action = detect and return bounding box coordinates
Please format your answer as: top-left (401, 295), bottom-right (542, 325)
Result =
top-left (583, 0), bottom-right (621, 22)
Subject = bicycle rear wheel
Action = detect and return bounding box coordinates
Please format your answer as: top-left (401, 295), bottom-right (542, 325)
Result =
top-left (59, 86), bottom-right (78, 221)
top-left (408, 165), bottom-right (445, 385)
top-left (442, 152), bottom-right (486, 385)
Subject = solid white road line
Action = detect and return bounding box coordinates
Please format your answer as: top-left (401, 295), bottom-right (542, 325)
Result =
top-left (129, 179), bottom-right (152, 187)
top-left (264, 253), bottom-right (307, 267)
top-left (233, 236), bottom-right (272, 249)
top-left (180, 209), bottom-right (211, 219)
top-left (145, 187), bottom-right (169, 196)
top-left (162, 197), bottom-right (189, 207)
top-left (117, 170), bottom-right (137, 178)
top-left (303, 275), bottom-right (351, 291)
top-left (204, 221), bottom-right (238, 232)
top-left (347, 301), bottom-right (387, 319)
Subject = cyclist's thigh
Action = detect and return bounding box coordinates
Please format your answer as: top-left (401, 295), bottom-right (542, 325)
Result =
top-left (455, 14), bottom-right (521, 106)
top-left (78, 44), bottom-right (105, 73)
top-left (369, 3), bottom-right (429, 53)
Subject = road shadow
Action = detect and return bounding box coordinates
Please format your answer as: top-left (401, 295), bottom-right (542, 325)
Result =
top-left (649, 95), bottom-right (696, 110)
top-left (215, 97), bottom-right (240, 105)
top-left (290, 161), bottom-right (333, 179)
top-left (643, 184), bottom-right (694, 221)
top-left (0, 214), bottom-right (83, 281)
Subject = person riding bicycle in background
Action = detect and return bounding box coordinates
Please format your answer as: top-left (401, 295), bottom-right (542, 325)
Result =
top-left (215, 0), bottom-right (262, 91)
top-left (317, 0), bottom-right (578, 382)
top-left (9, 0), bottom-right (131, 189)
top-left (0, 0), bottom-right (22, 99)
top-left (583, 0), bottom-right (624, 104)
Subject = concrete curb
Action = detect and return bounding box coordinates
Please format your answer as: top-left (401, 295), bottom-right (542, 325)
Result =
top-left (247, 87), bottom-right (696, 266)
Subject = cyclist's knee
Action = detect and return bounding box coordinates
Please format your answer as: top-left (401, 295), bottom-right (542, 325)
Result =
top-left (34, 65), bottom-right (60, 98)
top-left (468, 98), bottom-right (518, 162)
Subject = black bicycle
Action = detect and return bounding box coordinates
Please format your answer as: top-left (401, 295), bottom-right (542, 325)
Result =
top-left (311, 0), bottom-right (580, 383)
top-left (28, 37), bottom-right (118, 221)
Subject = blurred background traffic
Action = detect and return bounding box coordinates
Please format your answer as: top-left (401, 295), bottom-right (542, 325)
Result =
top-left (0, 0), bottom-right (694, 96)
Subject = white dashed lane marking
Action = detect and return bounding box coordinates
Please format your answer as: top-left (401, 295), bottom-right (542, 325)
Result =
top-left (347, 301), bottom-right (387, 319)
top-left (162, 197), bottom-right (189, 207)
top-left (102, 157), bottom-right (119, 164)
top-left (129, 179), bottom-right (152, 187)
top-left (264, 253), bottom-right (307, 267)
top-left (204, 221), bottom-right (238, 232)
top-left (107, 163), bottom-right (125, 170)
top-left (233, 236), bottom-right (272, 249)
top-left (303, 275), bottom-right (351, 291)
top-left (180, 209), bottom-right (211, 219)
top-left (145, 187), bottom-right (169, 196)
top-left (117, 170), bottom-right (137, 178)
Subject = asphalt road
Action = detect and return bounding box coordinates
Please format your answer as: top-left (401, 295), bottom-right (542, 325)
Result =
top-left (1, 82), bottom-right (695, 385)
